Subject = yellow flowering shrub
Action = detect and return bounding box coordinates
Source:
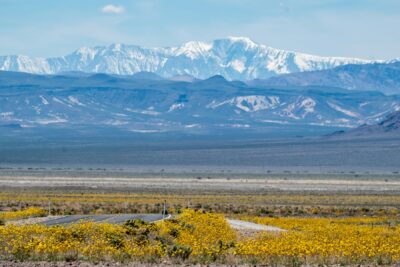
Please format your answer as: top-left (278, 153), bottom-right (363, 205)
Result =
top-left (0, 207), bottom-right (47, 221)
top-left (0, 221), bottom-right (164, 262)
top-left (0, 209), bottom-right (399, 265)
top-left (158, 209), bottom-right (236, 259)
top-left (235, 216), bottom-right (400, 265)
top-left (0, 209), bottom-right (237, 263)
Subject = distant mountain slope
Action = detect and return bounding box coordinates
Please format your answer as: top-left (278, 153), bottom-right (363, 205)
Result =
top-left (0, 37), bottom-right (374, 80)
top-left (257, 61), bottom-right (400, 95)
top-left (347, 110), bottom-right (400, 135)
top-left (1, 71), bottom-right (399, 137)
top-left (328, 110), bottom-right (400, 139)
top-left (378, 110), bottom-right (400, 130)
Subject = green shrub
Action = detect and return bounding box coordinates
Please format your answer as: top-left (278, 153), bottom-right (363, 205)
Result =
top-left (167, 244), bottom-right (192, 261)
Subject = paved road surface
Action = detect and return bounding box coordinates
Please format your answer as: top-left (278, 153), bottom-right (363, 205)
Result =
top-left (42, 214), bottom-right (164, 226)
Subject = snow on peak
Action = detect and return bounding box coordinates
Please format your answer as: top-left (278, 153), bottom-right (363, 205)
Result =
top-left (174, 41), bottom-right (212, 59)
top-left (0, 37), bottom-right (381, 80)
top-left (0, 55), bottom-right (51, 74)
top-left (227, 36), bottom-right (257, 47)
top-left (111, 43), bottom-right (123, 51)
top-left (230, 60), bottom-right (246, 73)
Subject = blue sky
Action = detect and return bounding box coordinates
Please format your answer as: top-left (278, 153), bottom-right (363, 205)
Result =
top-left (0, 0), bottom-right (399, 59)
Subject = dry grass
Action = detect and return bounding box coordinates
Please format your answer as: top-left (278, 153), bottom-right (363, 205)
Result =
top-left (0, 189), bottom-right (399, 217)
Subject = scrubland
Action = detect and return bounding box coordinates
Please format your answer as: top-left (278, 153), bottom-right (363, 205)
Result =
top-left (1, 189), bottom-right (399, 217)
top-left (0, 208), bottom-right (399, 265)
top-left (0, 182), bottom-right (399, 266)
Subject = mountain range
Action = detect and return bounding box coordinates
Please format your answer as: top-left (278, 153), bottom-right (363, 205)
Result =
top-left (257, 61), bottom-right (400, 95)
top-left (1, 71), bottom-right (399, 138)
top-left (0, 37), bottom-right (376, 80)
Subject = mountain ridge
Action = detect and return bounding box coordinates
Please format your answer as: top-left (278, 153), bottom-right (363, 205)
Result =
top-left (256, 61), bottom-right (400, 95)
top-left (0, 70), bottom-right (399, 137)
top-left (0, 37), bottom-right (378, 80)
top-left (329, 110), bottom-right (400, 138)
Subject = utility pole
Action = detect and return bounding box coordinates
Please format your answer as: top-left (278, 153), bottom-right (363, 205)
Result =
top-left (48, 198), bottom-right (51, 216)
top-left (162, 200), bottom-right (167, 219)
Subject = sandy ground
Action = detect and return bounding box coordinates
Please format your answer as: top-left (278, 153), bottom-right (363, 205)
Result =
top-left (1, 175), bottom-right (400, 193)
top-left (227, 219), bottom-right (285, 233)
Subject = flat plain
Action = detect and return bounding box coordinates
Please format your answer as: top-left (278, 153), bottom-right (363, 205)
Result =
top-left (1, 136), bottom-right (400, 265)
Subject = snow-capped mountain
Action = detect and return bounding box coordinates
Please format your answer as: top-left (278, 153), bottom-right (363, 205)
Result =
top-left (0, 37), bottom-right (375, 80)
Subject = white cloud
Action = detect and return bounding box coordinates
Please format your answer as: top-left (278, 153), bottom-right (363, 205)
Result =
top-left (101, 4), bottom-right (125, 14)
